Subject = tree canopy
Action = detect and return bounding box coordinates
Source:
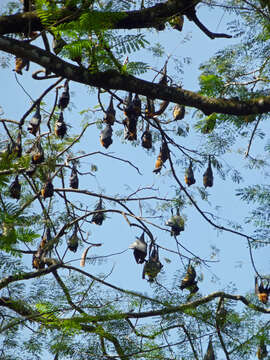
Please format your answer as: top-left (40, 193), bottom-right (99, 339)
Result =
top-left (0, 0), bottom-right (269, 359)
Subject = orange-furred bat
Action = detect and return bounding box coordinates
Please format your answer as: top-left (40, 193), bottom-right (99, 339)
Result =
top-left (54, 111), bottom-right (67, 138)
top-left (180, 264), bottom-right (199, 294)
top-left (104, 96), bottom-right (116, 125)
top-left (14, 57), bottom-right (29, 75)
top-left (41, 180), bottom-right (54, 199)
top-left (185, 161), bottom-right (196, 186)
top-left (123, 115), bottom-right (138, 141)
top-left (203, 156), bottom-right (213, 188)
top-left (100, 124), bottom-right (113, 148)
top-left (173, 104), bottom-right (185, 120)
top-left (142, 247), bottom-right (163, 282)
top-left (255, 276), bottom-right (270, 304)
top-left (28, 104), bottom-right (41, 136)
top-left (31, 141), bottom-right (44, 165)
top-left (141, 124), bottom-right (152, 149)
top-left (153, 141), bottom-right (169, 173)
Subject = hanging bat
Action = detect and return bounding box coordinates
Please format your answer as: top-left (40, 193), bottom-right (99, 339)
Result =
top-left (13, 131), bottom-right (22, 158)
top-left (123, 115), bottom-right (138, 141)
top-left (67, 224), bottom-right (79, 252)
top-left (153, 141), bottom-right (169, 173)
top-left (142, 247), bottom-right (163, 282)
top-left (69, 164), bottom-right (79, 189)
top-left (203, 156), bottom-right (213, 188)
top-left (14, 57), bottom-right (29, 75)
top-left (28, 104), bottom-right (41, 136)
top-left (145, 98), bottom-right (155, 119)
top-left (104, 96), bottom-right (116, 125)
top-left (132, 94), bottom-right (141, 117)
top-left (91, 198), bottom-right (105, 225)
top-left (31, 141), bottom-right (44, 164)
top-left (173, 103), bottom-right (185, 120)
top-left (170, 15), bottom-right (184, 31)
top-left (129, 232), bottom-right (147, 264)
top-left (58, 80), bottom-right (70, 110)
top-left (257, 339), bottom-right (268, 359)
top-left (185, 161), bottom-right (196, 186)
top-left (100, 124), bottom-right (113, 148)
top-left (255, 276), bottom-right (270, 304)
top-left (32, 227), bottom-right (53, 269)
top-left (41, 180), bottom-right (54, 199)
top-left (180, 264), bottom-right (199, 294)
top-left (203, 337), bottom-right (215, 360)
top-left (9, 175), bottom-right (21, 200)
top-left (123, 92), bottom-right (134, 117)
top-left (141, 124), bottom-right (152, 150)
top-left (165, 208), bottom-right (185, 236)
top-left (54, 111), bottom-right (67, 138)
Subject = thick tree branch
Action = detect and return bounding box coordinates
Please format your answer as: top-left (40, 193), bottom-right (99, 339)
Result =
top-left (0, 36), bottom-right (269, 116)
top-left (0, 0), bottom-right (198, 35)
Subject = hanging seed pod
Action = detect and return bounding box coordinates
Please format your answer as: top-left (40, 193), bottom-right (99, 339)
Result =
top-left (141, 124), bottom-right (152, 150)
top-left (185, 161), bottom-right (196, 186)
top-left (142, 247), bottom-right (163, 282)
top-left (173, 103), bottom-right (185, 120)
top-left (123, 115), bottom-right (138, 141)
top-left (54, 111), bottom-right (67, 138)
top-left (257, 339), bottom-right (268, 359)
top-left (14, 57), bottom-right (29, 75)
top-left (180, 264), bottom-right (199, 294)
top-left (58, 80), bottom-right (70, 110)
top-left (132, 94), bottom-right (141, 117)
top-left (31, 141), bottom-right (44, 164)
top-left (129, 232), bottom-right (147, 264)
top-left (28, 104), bottom-right (41, 136)
top-left (153, 141), bottom-right (169, 173)
top-left (91, 198), bottom-right (105, 225)
top-left (67, 224), bottom-right (79, 252)
top-left (100, 124), bottom-right (113, 149)
top-left (165, 208), bottom-right (185, 236)
top-left (41, 180), bottom-right (54, 199)
top-left (9, 175), bottom-right (21, 200)
top-left (203, 156), bottom-right (213, 188)
top-left (203, 337), bottom-right (215, 360)
top-left (69, 164), bottom-right (79, 189)
top-left (104, 96), bottom-right (116, 125)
